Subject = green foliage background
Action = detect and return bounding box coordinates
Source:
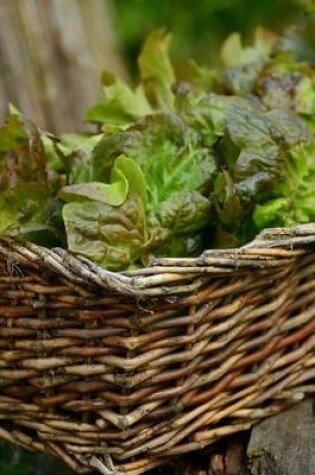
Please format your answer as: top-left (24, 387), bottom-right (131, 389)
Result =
top-left (114, 0), bottom-right (301, 75)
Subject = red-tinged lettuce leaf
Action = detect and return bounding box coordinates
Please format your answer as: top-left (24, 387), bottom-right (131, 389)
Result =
top-left (253, 134), bottom-right (315, 229)
top-left (220, 28), bottom-right (278, 95)
top-left (0, 113), bottom-right (28, 156)
top-left (0, 184), bottom-right (51, 237)
top-left (43, 132), bottom-right (103, 185)
top-left (187, 93), bottom-right (255, 139)
top-left (0, 114), bottom-right (48, 191)
top-left (256, 59), bottom-right (315, 116)
top-left (210, 170), bottom-right (256, 247)
top-left (62, 193), bottom-right (147, 271)
top-left (220, 107), bottom-right (312, 200)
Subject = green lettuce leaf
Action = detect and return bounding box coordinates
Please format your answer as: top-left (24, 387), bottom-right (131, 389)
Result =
top-left (253, 129), bottom-right (315, 229)
top-left (84, 29), bottom-right (176, 128)
top-left (210, 103), bottom-right (314, 245)
top-left (92, 113), bottom-right (215, 258)
top-left (220, 28), bottom-right (278, 68)
top-left (59, 179), bottom-right (128, 206)
top-left (138, 29), bottom-right (175, 111)
top-left (62, 193), bottom-right (147, 271)
top-left (146, 190), bottom-right (211, 257)
top-left (85, 71), bottom-right (152, 126)
top-left (59, 154), bottom-right (146, 207)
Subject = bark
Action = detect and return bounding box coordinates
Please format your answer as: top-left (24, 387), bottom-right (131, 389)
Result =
top-left (0, 0), bottom-right (126, 133)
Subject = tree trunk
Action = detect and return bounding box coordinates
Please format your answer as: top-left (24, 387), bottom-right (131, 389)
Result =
top-left (0, 0), bottom-right (126, 133)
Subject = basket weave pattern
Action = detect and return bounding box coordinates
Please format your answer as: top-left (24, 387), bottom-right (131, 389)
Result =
top-left (0, 225), bottom-right (314, 474)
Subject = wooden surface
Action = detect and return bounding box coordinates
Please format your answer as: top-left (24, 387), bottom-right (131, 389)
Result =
top-left (0, 0), bottom-right (126, 133)
top-left (247, 399), bottom-right (315, 475)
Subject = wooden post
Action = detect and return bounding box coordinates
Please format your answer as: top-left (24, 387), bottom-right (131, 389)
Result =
top-left (0, 0), bottom-right (127, 133)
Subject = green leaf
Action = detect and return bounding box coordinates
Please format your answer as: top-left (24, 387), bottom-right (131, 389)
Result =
top-left (148, 190), bottom-right (211, 234)
top-left (151, 233), bottom-right (204, 258)
top-left (60, 154), bottom-right (147, 209)
top-left (0, 184), bottom-right (51, 237)
top-left (146, 190), bottom-right (211, 256)
top-left (84, 71), bottom-right (152, 126)
top-left (59, 178), bottom-right (128, 206)
top-left (220, 27), bottom-right (278, 67)
top-left (112, 155), bottom-right (147, 206)
top-left (62, 193), bottom-right (147, 270)
top-left (138, 29), bottom-right (176, 111)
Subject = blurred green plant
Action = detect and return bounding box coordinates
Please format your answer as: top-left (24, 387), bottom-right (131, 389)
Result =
top-left (0, 442), bottom-right (74, 475)
top-left (114, 0), bottom-right (300, 75)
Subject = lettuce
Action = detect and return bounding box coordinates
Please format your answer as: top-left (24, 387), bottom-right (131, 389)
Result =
top-left (62, 193), bottom-right (147, 271)
top-left (0, 26), bottom-right (315, 270)
top-left (92, 113), bottom-right (215, 258)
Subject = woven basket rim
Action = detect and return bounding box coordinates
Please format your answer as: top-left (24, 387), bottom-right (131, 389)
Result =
top-left (0, 222), bottom-right (314, 298)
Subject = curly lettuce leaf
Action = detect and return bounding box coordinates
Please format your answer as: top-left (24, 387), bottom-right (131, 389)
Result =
top-left (85, 29), bottom-right (176, 128)
top-left (92, 113), bottom-right (215, 257)
top-left (254, 186), bottom-right (315, 228)
top-left (220, 107), bottom-right (312, 200)
top-left (221, 28), bottom-right (278, 68)
top-left (43, 132), bottom-right (103, 185)
top-left (60, 155), bottom-right (148, 269)
top-left (253, 133), bottom-right (315, 229)
top-left (85, 71), bottom-right (152, 126)
top-left (256, 59), bottom-right (315, 116)
top-left (94, 113), bottom-right (215, 200)
top-left (138, 29), bottom-right (175, 111)
top-left (210, 104), bottom-right (314, 245)
top-left (92, 113), bottom-right (215, 258)
top-left (220, 28), bottom-right (278, 95)
top-left (59, 154), bottom-right (146, 209)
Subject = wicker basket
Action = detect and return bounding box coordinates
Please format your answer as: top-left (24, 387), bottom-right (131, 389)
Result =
top-left (0, 224), bottom-right (314, 475)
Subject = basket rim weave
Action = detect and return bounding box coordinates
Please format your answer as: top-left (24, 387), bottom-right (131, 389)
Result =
top-left (1, 223), bottom-right (314, 297)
